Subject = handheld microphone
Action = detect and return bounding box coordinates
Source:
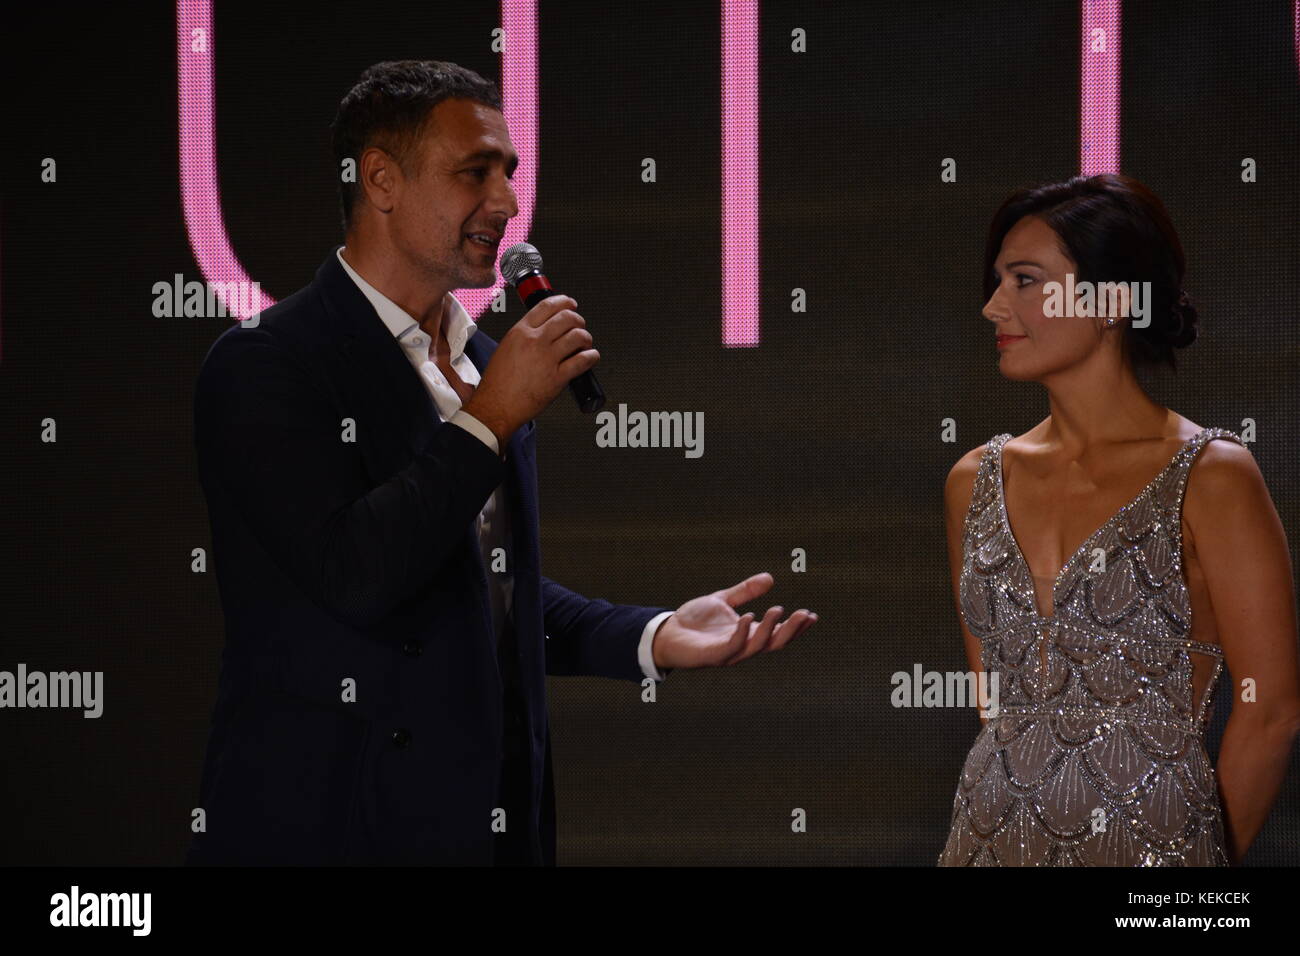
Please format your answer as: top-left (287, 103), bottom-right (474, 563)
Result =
top-left (499, 242), bottom-right (605, 413)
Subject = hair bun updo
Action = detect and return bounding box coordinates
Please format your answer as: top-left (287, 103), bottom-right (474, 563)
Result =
top-left (1158, 290), bottom-right (1199, 349)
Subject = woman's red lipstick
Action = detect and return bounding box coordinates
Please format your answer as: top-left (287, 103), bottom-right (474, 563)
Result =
top-left (996, 334), bottom-right (1027, 349)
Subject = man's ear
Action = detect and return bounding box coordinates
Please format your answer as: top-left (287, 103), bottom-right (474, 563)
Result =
top-left (358, 146), bottom-right (398, 216)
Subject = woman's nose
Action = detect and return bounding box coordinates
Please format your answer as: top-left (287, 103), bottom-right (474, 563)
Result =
top-left (981, 293), bottom-right (1006, 323)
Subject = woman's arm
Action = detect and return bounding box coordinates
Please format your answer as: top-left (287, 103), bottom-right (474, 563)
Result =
top-left (1185, 439), bottom-right (1300, 864)
top-left (946, 446), bottom-right (989, 726)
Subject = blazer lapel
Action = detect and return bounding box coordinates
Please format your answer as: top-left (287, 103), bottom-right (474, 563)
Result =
top-left (314, 248), bottom-right (442, 477)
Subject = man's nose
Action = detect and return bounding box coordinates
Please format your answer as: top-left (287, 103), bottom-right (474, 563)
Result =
top-left (490, 176), bottom-right (519, 220)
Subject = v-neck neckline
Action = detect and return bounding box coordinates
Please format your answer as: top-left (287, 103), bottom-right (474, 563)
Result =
top-left (994, 429), bottom-right (1206, 620)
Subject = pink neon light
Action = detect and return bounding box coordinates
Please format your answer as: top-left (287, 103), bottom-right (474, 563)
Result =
top-left (459, 2), bottom-right (537, 317)
top-left (1080, 0), bottom-right (1121, 175)
top-left (722, 0), bottom-right (760, 348)
top-left (176, 0), bottom-right (536, 323)
top-left (177, 0), bottom-right (274, 322)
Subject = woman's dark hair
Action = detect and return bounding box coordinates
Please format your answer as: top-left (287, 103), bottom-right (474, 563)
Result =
top-left (330, 60), bottom-right (503, 233)
top-left (982, 174), bottom-right (1198, 373)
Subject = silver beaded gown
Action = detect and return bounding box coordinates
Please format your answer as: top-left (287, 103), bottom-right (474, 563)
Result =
top-left (938, 427), bottom-right (1243, 866)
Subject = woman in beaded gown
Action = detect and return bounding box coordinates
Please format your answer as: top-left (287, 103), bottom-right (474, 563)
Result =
top-left (937, 175), bottom-right (1300, 866)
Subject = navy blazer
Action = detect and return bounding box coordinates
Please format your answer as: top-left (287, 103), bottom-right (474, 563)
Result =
top-left (186, 248), bottom-right (670, 865)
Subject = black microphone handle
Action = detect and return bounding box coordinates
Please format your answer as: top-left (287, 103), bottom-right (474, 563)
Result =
top-left (520, 284), bottom-right (606, 413)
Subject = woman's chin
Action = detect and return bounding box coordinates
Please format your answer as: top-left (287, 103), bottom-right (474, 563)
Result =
top-left (996, 356), bottom-right (1042, 382)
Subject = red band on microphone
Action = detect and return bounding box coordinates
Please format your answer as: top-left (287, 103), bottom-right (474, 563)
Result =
top-left (516, 274), bottom-right (552, 301)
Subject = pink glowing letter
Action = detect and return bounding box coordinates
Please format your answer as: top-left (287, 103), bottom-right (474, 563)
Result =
top-left (176, 0), bottom-right (537, 322)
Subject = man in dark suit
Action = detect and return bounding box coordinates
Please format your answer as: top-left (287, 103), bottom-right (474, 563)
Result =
top-left (186, 60), bottom-right (816, 866)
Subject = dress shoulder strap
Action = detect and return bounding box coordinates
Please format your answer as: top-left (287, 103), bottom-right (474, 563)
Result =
top-left (959, 434), bottom-right (1013, 543)
top-left (1151, 426), bottom-right (1247, 518)
top-left (980, 433), bottom-right (1013, 483)
top-left (1188, 425), bottom-right (1245, 451)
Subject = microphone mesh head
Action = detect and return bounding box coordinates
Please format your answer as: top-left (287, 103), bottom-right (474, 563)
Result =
top-left (500, 242), bottom-right (544, 285)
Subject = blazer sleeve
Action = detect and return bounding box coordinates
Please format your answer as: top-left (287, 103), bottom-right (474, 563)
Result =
top-left (540, 575), bottom-right (674, 681)
top-left (194, 325), bottom-right (506, 631)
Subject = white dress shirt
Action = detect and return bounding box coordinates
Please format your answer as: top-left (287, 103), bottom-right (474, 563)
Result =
top-left (336, 248), bottom-right (671, 680)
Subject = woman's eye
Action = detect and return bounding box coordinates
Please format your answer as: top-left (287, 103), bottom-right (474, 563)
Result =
top-left (1016, 273), bottom-right (1034, 287)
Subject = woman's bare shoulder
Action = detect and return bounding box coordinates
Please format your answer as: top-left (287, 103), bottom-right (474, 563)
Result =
top-left (1185, 434), bottom-right (1265, 512)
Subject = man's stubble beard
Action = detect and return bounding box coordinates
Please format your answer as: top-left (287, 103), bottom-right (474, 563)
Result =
top-left (430, 241), bottom-right (496, 291)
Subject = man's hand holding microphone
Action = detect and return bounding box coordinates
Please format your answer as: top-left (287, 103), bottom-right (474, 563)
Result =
top-left (460, 293), bottom-right (595, 453)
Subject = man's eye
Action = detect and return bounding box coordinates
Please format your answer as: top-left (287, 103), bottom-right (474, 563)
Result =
top-left (466, 167), bottom-right (487, 179)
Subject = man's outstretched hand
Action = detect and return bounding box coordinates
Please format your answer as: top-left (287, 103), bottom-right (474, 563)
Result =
top-left (650, 572), bottom-right (817, 671)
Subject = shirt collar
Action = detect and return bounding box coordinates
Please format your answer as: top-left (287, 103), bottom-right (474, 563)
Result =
top-left (335, 246), bottom-right (477, 360)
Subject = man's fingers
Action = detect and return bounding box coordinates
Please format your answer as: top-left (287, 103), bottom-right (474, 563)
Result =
top-left (716, 571), bottom-right (774, 609)
top-left (721, 612), bottom-right (754, 662)
top-left (553, 325), bottom-right (593, 355)
top-left (558, 348), bottom-right (599, 381)
top-left (769, 610), bottom-right (814, 651)
top-left (755, 606), bottom-right (784, 652)
top-left (723, 608), bottom-right (816, 664)
top-left (524, 294), bottom-right (577, 328)
top-left (725, 605), bottom-right (782, 664)
top-left (545, 309), bottom-right (588, 345)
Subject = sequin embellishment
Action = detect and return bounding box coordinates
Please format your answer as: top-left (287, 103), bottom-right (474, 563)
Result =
top-left (938, 428), bottom-right (1243, 866)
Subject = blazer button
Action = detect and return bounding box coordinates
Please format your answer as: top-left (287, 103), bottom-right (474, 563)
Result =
top-left (392, 728), bottom-right (412, 749)
top-left (402, 640), bottom-right (421, 657)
